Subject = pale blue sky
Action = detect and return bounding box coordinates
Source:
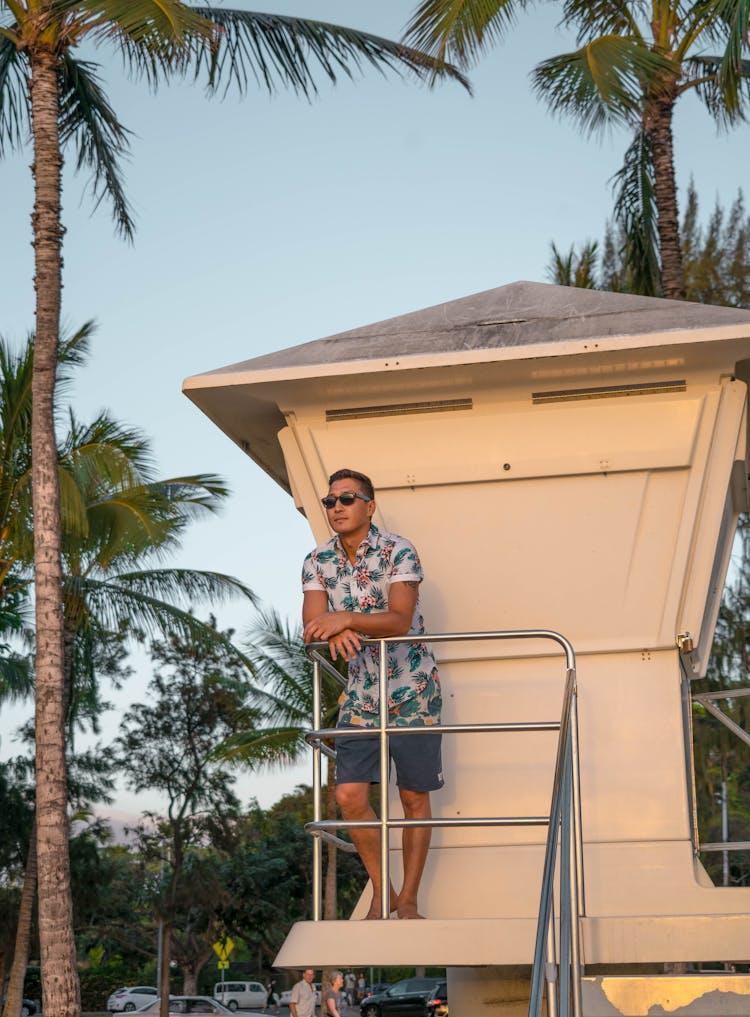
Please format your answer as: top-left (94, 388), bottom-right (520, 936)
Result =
top-left (1, 0), bottom-right (748, 814)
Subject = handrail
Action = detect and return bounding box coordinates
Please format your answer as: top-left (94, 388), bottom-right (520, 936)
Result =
top-left (304, 629), bottom-right (583, 1017)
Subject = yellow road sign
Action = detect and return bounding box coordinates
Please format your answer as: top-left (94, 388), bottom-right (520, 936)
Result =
top-left (217, 960), bottom-right (230, 970)
top-left (212, 936), bottom-right (235, 961)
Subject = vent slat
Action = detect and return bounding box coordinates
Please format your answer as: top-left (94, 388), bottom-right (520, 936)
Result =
top-left (326, 398), bottom-right (472, 422)
top-left (532, 380), bottom-right (686, 405)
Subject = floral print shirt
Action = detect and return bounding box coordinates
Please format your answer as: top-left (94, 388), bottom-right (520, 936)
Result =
top-left (302, 524), bottom-right (441, 728)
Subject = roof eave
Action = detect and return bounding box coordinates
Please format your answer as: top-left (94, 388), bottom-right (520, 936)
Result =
top-left (182, 321), bottom-right (750, 394)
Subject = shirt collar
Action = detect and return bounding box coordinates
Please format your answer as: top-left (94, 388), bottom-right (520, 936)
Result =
top-left (334, 523), bottom-right (380, 558)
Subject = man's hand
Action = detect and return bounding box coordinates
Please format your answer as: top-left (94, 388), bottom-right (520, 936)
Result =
top-left (326, 627), bottom-right (362, 662)
top-left (304, 610), bottom-right (362, 661)
top-left (303, 609), bottom-right (354, 643)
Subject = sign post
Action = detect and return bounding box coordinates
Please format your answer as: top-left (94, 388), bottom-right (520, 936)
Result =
top-left (212, 935), bottom-right (235, 987)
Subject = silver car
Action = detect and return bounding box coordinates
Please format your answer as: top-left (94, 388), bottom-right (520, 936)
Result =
top-left (138, 998), bottom-right (234, 1016)
top-left (108, 988), bottom-right (159, 1013)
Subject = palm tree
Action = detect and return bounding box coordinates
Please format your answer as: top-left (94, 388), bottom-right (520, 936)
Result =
top-left (0, 6), bottom-right (467, 1011)
top-left (403, 0), bottom-right (750, 298)
top-left (220, 607), bottom-right (346, 920)
top-left (0, 323), bottom-right (256, 1017)
top-left (546, 182), bottom-right (750, 307)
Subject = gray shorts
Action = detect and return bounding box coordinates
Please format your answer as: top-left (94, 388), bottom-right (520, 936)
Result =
top-left (335, 726), bottom-right (444, 792)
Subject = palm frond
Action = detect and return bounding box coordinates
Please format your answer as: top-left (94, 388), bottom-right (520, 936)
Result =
top-left (191, 7), bottom-right (470, 98)
top-left (59, 53), bottom-right (135, 239)
top-left (0, 32), bottom-right (28, 154)
top-left (0, 651), bottom-right (32, 704)
top-left (532, 36), bottom-right (672, 135)
top-left (611, 128), bottom-right (661, 296)
top-left (56, 0), bottom-right (216, 86)
top-left (243, 607), bottom-right (341, 730)
top-left (403, 0), bottom-right (522, 69)
top-left (682, 54), bottom-right (750, 127)
top-left (64, 573), bottom-right (258, 670)
top-left (708, 0), bottom-right (750, 118)
top-left (216, 725), bottom-right (308, 767)
top-left (110, 567), bottom-right (256, 607)
top-left (143, 474), bottom-right (230, 515)
top-left (560, 0), bottom-right (643, 46)
top-left (546, 240), bottom-right (599, 287)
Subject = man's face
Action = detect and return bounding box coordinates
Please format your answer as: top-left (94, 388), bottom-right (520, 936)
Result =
top-left (303, 970), bottom-right (315, 984)
top-left (325, 477), bottom-right (374, 537)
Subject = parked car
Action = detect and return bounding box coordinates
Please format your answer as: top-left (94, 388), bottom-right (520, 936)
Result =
top-left (213, 982), bottom-right (267, 1011)
top-left (1, 996), bottom-right (36, 1017)
top-left (359, 980), bottom-right (447, 1017)
top-left (279, 985), bottom-right (322, 1008)
top-left (108, 988), bottom-right (159, 1012)
top-left (138, 997), bottom-right (233, 1016)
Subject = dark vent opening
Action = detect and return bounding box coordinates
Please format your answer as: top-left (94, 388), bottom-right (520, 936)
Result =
top-left (326, 398), bottom-right (473, 422)
top-left (532, 380), bottom-right (686, 405)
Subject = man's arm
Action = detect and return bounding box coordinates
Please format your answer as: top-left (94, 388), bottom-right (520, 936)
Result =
top-left (303, 582), bottom-right (419, 660)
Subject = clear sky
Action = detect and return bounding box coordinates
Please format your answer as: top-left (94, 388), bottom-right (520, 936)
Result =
top-left (1, 0), bottom-right (748, 817)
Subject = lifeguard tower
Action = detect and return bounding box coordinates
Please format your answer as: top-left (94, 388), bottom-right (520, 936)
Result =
top-left (184, 283), bottom-right (750, 1016)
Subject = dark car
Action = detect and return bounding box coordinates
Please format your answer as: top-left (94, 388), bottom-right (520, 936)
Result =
top-left (1, 997), bottom-right (36, 1017)
top-left (359, 979), bottom-right (447, 1017)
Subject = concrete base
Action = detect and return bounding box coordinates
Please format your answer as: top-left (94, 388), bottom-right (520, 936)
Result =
top-left (447, 967), bottom-right (531, 1017)
top-left (582, 975), bottom-right (750, 1016)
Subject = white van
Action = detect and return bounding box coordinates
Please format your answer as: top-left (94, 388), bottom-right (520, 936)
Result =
top-left (213, 983), bottom-right (267, 1011)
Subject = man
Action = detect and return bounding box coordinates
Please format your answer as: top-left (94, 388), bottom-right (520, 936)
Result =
top-left (302, 468), bottom-right (442, 920)
top-left (290, 969), bottom-right (317, 1017)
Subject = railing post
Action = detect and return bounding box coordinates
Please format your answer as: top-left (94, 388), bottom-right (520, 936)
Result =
top-left (312, 657), bottom-right (323, 922)
top-left (570, 677), bottom-right (585, 917)
top-left (379, 638), bottom-right (391, 920)
top-left (545, 897), bottom-right (558, 1017)
top-left (569, 684), bottom-right (583, 1017)
top-left (559, 736), bottom-right (572, 1017)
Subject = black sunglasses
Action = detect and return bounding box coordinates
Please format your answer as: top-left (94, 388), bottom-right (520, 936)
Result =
top-left (321, 492), bottom-right (371, 509)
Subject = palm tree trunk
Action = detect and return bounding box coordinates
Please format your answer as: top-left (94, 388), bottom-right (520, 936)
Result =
top-left (1, 825), bottom-right (37, 1017)
top-left (28, 48), bottom-right (80, 1017)
top-left (645, 93), bottom-right (685, 300)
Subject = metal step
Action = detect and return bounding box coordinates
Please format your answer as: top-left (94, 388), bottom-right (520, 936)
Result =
top-left (582, 974), bottom-right (750, 1016)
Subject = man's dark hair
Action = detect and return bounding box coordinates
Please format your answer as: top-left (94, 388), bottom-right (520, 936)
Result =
top-left (328, 468), bottom-right (375, 500)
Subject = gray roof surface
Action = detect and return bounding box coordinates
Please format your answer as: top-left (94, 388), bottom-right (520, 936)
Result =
top-left (205, 282), bottom-right (750, 376)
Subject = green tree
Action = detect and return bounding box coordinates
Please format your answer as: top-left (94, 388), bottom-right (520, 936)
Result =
top-left (694, 514), bottom-right (750, 886)
top-left (116, 623), bottom-right (259, 1006)
top-left (221, 608), bottom-right (347, 921)
top-left (547, 183), bottom-right (750, 308)
top-left (404, 0), bottom-right (750, 298)
top-left (0, 5), bottom-right (466, 1013)
top-left (0, 322), bottom-right (256, 1017)
top-left (220, 787), bottom-right (364, 972)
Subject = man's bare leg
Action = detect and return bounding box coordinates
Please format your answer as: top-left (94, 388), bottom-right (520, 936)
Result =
top-left (395, 788), bottom-right (432, 919)
top-left (336, 781), bottom-right (396, 919)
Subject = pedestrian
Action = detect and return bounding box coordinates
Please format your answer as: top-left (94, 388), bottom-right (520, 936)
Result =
top-left (344, 972), bottom-right (356, 1006)
top-left (290, 969), bottom-right (317, 1017)
top-left (303, 468), bottom-right (443, 919)
top-left (356, 975), bottom-right (366, 1004)
top-left (324, 973), bottom-right (344, 1017)
top-left (264, 978), bottom-right (280, 1015)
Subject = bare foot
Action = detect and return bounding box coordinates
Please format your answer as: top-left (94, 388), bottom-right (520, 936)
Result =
top-left (362, 891), bottom-right (399, 920)
top-left (395, 898), bottom-right (424, 919)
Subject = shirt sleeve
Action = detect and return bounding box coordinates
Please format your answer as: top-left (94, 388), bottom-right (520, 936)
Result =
top-left (387, 538), bottom-right (424, 585)
top-left (290, 986), bottom-right (302, 1005)
top-left (302, 552), bottom-right (326, 592)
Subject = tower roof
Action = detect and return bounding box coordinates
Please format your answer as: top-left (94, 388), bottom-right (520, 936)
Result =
top-left (191, 281), bottom-right (750, 381)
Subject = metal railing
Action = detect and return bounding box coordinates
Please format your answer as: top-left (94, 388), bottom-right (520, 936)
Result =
top-left (692, 686), bottom-right (750, 858)
top-left (304, 629), bottom-right (584, 1017)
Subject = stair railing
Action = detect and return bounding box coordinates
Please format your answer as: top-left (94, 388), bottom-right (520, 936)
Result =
top-left (305, 630), bottom-right (583, 1017)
